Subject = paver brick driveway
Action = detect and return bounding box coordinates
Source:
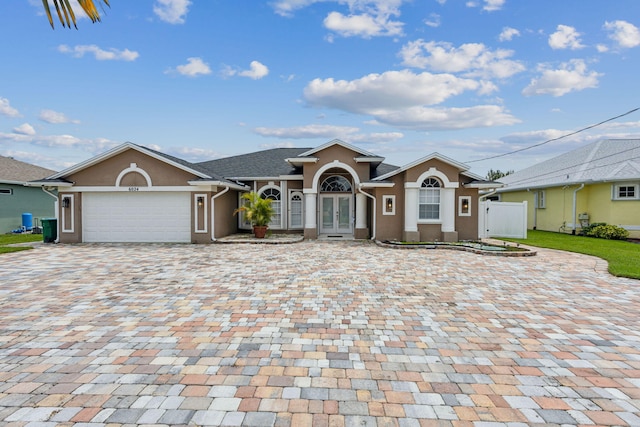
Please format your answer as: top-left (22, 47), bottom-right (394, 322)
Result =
top-left (0, 241), bottom-right (639, 426)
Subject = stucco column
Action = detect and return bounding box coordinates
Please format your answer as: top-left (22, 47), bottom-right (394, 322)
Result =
top-left (404, 186), bottom-right (418, 232)
top-left (441, 188), bottom-right (456, 232)
top-left (355, 193), bottom-right (367, 229)
top-left (403, 185), bottom-right (419, 241)
top-left (304, 191), bottom-right (317, 229)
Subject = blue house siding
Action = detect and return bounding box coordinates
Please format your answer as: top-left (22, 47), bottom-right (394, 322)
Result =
top-left (0, 184), bottom-right (55, 233)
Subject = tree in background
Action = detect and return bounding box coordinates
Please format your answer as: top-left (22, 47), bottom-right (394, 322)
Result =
top-left (42, 0), bottom-right (110, 29)
top-left (486, 169), bottom-right (514, 181)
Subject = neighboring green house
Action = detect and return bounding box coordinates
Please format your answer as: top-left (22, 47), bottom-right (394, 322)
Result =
top-left (0, 156), bottom-right (56, 233)
top-left (497, 139), bottom-right (640, 238)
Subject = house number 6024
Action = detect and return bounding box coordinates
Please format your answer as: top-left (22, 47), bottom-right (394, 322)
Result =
top-left (128, 187), bottom-right (139, 192)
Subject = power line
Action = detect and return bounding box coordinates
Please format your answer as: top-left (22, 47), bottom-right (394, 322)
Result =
top-left (466, 107), bottom-right (640, 164)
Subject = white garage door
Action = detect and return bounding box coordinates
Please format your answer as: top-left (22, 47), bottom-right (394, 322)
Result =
top-left (83, 192), bottom-right (191, 242)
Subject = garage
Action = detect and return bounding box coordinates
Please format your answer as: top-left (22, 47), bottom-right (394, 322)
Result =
top-left (82, 192), bottom-right (191, 243)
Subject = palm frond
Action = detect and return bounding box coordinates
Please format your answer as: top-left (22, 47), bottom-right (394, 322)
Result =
top-left (43, 0), bottom-right (110, 29)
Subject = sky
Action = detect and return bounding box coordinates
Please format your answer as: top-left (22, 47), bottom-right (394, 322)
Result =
top-left (1, 0), bottom-right (640, 178)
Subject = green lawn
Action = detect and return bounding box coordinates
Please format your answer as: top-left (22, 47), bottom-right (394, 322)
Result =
top-left (502, 230), bottom-right (640, 280)
top-left (0, 233), bottom-right (43, 254)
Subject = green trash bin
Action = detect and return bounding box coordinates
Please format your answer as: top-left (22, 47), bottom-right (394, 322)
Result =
top-left (42, 218), bottom-right (57, 243)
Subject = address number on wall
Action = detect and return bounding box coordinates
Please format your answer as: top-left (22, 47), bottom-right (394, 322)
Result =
top-left (128, 187), bottom-right (139, 192)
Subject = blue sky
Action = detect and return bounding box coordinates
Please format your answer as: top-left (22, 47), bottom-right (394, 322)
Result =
top-left (1, 0), bottom-right (640, 177)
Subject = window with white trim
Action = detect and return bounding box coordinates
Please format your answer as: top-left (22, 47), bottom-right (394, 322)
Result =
top-left (289, 191), bottom-right (304, 228)
top-left (418, 178), bottom-right (441, 220)
top-left (613, 183), bottom-right (639, 200)
top-left (458, 196), bottom-right (471, 216)
top-left (535, 190), bottom-right (546, 208)
top-left (0, 188), bottom-right (13, 195)
top-left (261, 187), bottom-right (282, 228)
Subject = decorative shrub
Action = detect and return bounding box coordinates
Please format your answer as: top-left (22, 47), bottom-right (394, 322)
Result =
top-left (580, 222), bottom-right (607, 236)
top-left (585, 224), bottom-right (629, 240)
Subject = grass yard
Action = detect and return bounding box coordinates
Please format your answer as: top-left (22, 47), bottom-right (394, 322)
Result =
top-left (0, 233), bottom-right (43, 254)
top-left (502, 230), bottom-right (640, 280)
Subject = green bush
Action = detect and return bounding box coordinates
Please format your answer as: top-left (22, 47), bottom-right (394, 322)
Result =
top-left (585, 224), bottom-right (629, 240)
top-left (580, 222), bottom-right (606, 236)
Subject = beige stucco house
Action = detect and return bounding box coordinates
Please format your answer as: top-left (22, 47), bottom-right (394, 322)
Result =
top-left (30, 139), bottom-right (497, 243)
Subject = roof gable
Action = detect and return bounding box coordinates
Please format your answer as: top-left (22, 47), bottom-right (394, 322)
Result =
top-left (373, 152), bottom-right (482, 181)
top-left (298, 139), bottom-right (379, 158)
top-left (499, 139), bottom-right (640, 191)
top-left (48, 142), bottom-right (212, 181)
top-left (0, 156), bottom-right (56, 184)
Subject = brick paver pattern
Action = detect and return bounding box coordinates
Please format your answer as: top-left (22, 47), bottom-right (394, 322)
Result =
top-left (0, 241), bottom-right (638, 426)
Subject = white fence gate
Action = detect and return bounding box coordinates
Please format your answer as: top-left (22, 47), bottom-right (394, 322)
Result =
top-left (479, 200), bottom-right (527, 239)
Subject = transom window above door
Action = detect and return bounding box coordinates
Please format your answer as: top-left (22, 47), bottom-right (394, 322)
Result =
top-left (320, 175), bottom-right (352, 192)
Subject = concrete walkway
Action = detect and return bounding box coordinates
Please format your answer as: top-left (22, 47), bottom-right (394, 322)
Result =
top-left (0, 241), bottom-right (638, 426)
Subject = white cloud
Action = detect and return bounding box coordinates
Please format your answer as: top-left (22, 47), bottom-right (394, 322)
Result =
top-left (483, 0), bottom-right (505, 11)
top-left (344, 132), bottom-right (404, 144)
top-left (0, 97), bottom-right (20, 117)
top-left (370, 105), bottom-right (520, 130)
top-left (272, 0), bottom-right (405, 38)
top-left (173, 57), bottom-right (212, 77)
top-left (223, 61), bottom-right (269, 80)
top-left (522, 59), bottom-right (601, 97)
top-left (13, 123), bottom-right (36, 135)
top-left (239, 61), bottom-right (270, 80)
top-left (498, 27), bottom-right (520, 42)
top-left (424, 13), bottom-right (440, 28)
top-left (39, 109), bottom-right (80, 124)
top-left (305, 70), bottom-right (483, 112)
top-left (58, 44), bottom-right (139, 61)
top-left (399, 40), bottom-right (525, 79)
top-left (466, 0), bottom-right (505, 11)
top-left (323, 10), bottom-right (403, 38)
top-left (153, 0), bottom-right (191, 24)
top-left (604, 20), bottom-right (640, 48)
top-left (304, 70), bottom-right (519, 130)
top-left (259, 141), bottom-right (297, 149)
top-left (548, 25), bottom-right (585, 50)
top-left (254, 124), bottom-right (359, 138)
top-left (168, 146), bottom-right (224, 161)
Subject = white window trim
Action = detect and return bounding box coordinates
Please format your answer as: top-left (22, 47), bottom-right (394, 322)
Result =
top-left (61, 194), bottom-right (74, 233)
top-left (0, 188), bottom-right (13, 195)
top-left (194, 193), bottom-right (208, 233)
top-left (258, 184), bottom-right (283, 229)
top-left (612, 183), bottom-right (639, 200)
top-left (417, 179), bottom-right (441, 223)
top-left (535, 190), bottom-right (546, 209)
top-left (382, 195), bottom-right (396, 216)
top-left (458, 196), bottom-right (471, 217)
top-left (288, 190), bottom-right (304, 229)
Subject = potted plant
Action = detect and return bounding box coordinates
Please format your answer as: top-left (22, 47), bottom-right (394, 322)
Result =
top-left (234, 191), bottom-right (274, 238)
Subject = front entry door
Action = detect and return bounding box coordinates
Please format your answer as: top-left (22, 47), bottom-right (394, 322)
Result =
top-left (320, 195), bottom-right (352, 235)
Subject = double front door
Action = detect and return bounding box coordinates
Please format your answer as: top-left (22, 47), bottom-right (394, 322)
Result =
top-left (320, 194), bottom-right (352, 235)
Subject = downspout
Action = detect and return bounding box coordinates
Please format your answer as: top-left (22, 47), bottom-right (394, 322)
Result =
top-left (41, 187), bottom-right (60, 243)
top-left (357, 185), bottom-right (376, 240)
top-left (572, 183), bottom-right (585, 235)
top-left (527, 189), bottom-right (537, 230)
top-left (211, 186), bottom-right (230, 242)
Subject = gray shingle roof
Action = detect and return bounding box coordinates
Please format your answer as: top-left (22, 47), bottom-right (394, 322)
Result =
top-left (499, 139), bottom-right (640, 191)
top-left (196, 147), bottom-right (400, 180)
top-left (196, 148), bottom-right (310, 178)
top-left (0, 156), bottom-right (56, 183)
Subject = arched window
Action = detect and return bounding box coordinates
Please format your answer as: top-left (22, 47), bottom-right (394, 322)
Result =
top-left (320, 175), bottom-right (352, 192)
top-left (289, 192), bottom-right (304, 229)
top-left (260, 188), bottom-right (281, 227)
top-left (419, 178), bottom-right (441, 220)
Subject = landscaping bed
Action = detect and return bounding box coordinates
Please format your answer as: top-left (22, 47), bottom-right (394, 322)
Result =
top-left (376, 239), bottom-right (535, 257)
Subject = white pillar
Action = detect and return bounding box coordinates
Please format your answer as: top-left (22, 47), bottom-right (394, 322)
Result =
top-left (441, 188), bottom-right (456, 232)
top-left (304, 192), bottom-right (317, 229)
top-left (404, 186), bottom-right (418, 232)
top-left (355, 193), bottom-right (367, 229)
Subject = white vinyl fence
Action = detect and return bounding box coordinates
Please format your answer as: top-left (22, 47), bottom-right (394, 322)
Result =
top-left (479, 200), bottom-right (527, 239)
